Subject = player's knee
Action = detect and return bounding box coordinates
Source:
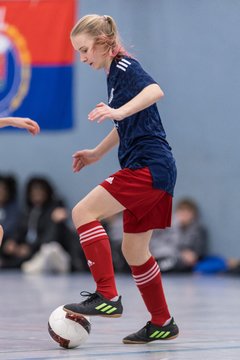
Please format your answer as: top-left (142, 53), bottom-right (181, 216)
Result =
top-left (72, 202), bottom-right (98, 228)
top-left (72, 203), bottom-right (85, 225)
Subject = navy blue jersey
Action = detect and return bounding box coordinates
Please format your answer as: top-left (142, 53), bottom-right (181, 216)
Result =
top-left (107, 56), bottom-right (177, 195)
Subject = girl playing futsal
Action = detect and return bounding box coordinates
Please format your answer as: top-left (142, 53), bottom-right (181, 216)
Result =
top-left (64, 14), bottom-right (179, 344)
top-left (0, 117), bottom-right (40, 246)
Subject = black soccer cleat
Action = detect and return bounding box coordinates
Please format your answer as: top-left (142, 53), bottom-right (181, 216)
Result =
top-left (123, 317), bottom-right (179, 344)
top-left (63, 291), bottom-right (123, 318)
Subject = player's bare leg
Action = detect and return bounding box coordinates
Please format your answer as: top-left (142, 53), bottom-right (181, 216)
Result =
top-left (122, 230), bottom-right (153, 265)
top-left (71, 185), bottom-right (125, 226)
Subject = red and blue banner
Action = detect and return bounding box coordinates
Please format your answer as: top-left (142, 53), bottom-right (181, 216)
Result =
top-left (0, 0), bottom-right (75, 130)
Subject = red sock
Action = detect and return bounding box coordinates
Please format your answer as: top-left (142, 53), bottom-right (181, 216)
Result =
top-left (130, 256), bottom-right (170, 326)
top-left (77, 220), bottom-right (118, 300)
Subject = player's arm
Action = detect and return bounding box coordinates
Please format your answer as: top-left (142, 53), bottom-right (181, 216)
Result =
top-left (117, 83), bottom-right (164, 119)
top-left (0, 117), bottom-right (40, 135)
top-left (72, 128), bottom-right (119, 172)
top-left (95, 127), bottom-right (119, 157)
top-left (88, 84), bottom-right (164, 123)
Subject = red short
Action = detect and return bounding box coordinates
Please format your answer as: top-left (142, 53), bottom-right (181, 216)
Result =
top-left (100, 167), bottom-right (172, 233)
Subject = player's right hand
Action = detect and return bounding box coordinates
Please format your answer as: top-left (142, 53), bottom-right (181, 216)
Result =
top-left (72, 149), bottom-right (100, 172)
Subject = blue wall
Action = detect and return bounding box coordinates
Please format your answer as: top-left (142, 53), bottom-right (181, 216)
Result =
top-left (1, 0), bottom-right (240, 256)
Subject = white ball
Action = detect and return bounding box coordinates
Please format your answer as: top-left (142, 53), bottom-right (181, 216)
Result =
top-left (48, 305), bottom-right (91, 349)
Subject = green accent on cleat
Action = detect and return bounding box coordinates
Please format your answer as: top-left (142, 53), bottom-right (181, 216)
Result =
top-left (123, 318), bottom-right (179, 344)
top-left (63, 291), bottom-right (123, 318)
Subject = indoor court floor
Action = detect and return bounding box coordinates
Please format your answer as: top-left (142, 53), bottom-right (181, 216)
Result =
top-left (0, 271), bottom-right (240, 360)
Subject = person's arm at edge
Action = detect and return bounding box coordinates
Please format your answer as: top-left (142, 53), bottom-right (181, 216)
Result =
top-left (0, 117), bottom-right (40, 135)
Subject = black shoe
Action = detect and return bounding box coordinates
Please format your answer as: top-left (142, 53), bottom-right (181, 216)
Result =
top-left (63, 291), bottom-right (123, 318)
top-left (123, 317), bottom-right (179, 344)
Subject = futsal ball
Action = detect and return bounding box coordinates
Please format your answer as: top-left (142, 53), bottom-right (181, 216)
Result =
top-left (48, 305), bottom-right (91, 349)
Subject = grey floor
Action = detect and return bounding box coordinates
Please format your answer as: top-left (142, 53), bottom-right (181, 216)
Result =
top-left (0, 271), bottom-right (240, 360)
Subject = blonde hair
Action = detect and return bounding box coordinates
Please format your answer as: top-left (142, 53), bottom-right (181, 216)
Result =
top-left (71, 14), bottom-right (128, 58)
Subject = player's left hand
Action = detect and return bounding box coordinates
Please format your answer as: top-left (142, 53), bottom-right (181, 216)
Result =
top-left (88, 102), bottom-right (124, 123)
